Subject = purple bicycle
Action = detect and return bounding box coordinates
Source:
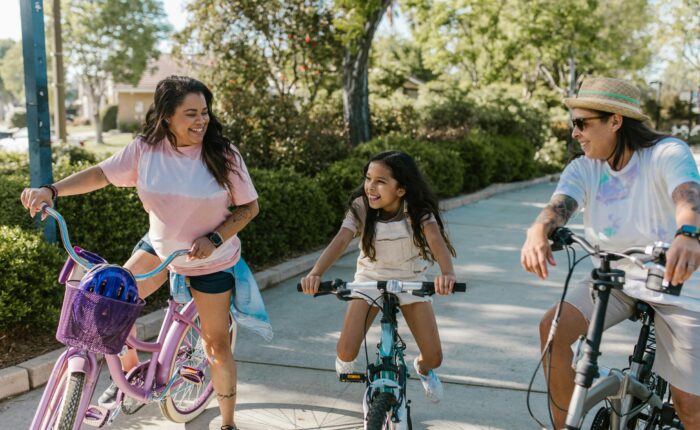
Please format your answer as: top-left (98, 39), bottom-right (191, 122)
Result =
top-left (30, 206), bottom-right (235, 430)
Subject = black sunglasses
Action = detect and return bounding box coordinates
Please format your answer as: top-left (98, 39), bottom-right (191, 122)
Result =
top-left (571, 115), bottom-right (608, 131)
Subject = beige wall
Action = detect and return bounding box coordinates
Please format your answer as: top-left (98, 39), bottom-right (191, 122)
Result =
top-left (117, 92), bottom-right (154, 126)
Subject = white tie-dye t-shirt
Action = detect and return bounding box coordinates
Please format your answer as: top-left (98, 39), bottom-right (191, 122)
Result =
top-left (99, 137), bottom-right (258, 276)
top-left (554, 137), bottom-right (700, 310)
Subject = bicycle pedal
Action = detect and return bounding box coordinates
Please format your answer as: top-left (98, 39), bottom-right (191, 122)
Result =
top-left (83, 405), bottom-right (110, 427)
top-left (339, 372), bottom-right (367, 383)
top-left (179, 365), bottom-right (205, 384)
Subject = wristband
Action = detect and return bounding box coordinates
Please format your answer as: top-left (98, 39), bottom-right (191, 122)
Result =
top-left (40, 184), bottom-right (58, 200)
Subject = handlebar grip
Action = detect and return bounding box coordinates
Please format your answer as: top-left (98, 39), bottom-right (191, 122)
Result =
top-left (453, 282), bottom-right (467, 292)
top-left (296, 279), bottom-right (345, 293)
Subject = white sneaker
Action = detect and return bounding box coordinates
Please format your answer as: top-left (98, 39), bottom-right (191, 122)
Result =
top-left (335, 357), bottom-right (356, 376)
top-left (413, 357), bottom-right (443, 402)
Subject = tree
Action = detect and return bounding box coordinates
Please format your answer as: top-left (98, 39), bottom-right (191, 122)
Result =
top-left (63, 0), bottom-right (170, 143)
top-left (668, 0), bottom-right (700, 73)
top-left (404, 0), bottom-right (654, 102)
top-left (0, 40), bottom-right (26, 104)
top-left (178, 0), bottom-right (341, 108)
top-left (334, 0), bottom-right (393, 145)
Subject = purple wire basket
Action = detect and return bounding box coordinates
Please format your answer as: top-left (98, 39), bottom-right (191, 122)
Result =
top-left (56, 281), bottom-right (145, 355)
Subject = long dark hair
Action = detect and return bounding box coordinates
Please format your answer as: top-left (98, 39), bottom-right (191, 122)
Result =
top-left (139, 75), bottom-right (241, 190)
top-left (576, 110), bottom-right (668, 169)
top-left (349, 151), bottom-right (456, 262)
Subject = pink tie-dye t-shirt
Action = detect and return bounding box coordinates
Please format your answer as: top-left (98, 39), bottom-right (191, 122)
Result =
top-left (99, 137), bottom-right (258, 276)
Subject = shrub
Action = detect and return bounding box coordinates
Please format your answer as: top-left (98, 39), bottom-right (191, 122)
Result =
top-left (354, 134), bottom-right (464, 197)
top-left (0, 226), bottom-right (65, 332)
top-left (222, 93), bottom-right (350, 175)
top-left (52, 144), bottom-right (100, 165)
top-left (316, 156), bottom-right (366, 220)
top-left (487, 135), bottom-right (538, 183)
top-left (9, 109), bottom-right (27, 128)
top-left (436, 131), bottom-right (496, 192)
top-left (239, 168), bottom-right (335, 266)
top-left (101, 105), bottom-right (118, 131)
top-left (119, 121), bottom-right (141, 133)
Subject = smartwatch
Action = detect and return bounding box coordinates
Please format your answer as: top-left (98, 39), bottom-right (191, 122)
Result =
top-left (207, 231), bottom-right (224, 248)
top-left (675, 225), bottom-right (700, 241)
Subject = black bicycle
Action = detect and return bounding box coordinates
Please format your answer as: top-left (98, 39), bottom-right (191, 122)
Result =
top-left (297, 279), bottom-right (466, 430)
top-left (539, 227), bottom-right (684, 430)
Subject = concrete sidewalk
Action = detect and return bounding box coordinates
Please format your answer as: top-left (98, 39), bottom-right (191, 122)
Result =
top-left (0, 180), bottom-right (642, 429)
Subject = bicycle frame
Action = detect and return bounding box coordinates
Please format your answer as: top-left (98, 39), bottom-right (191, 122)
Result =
top-left (363, 292), bottom-right (408, 425)
top-left (564, 254), bottom-right (664, 429)
top-left (30, 297), bottom-right (204, 430)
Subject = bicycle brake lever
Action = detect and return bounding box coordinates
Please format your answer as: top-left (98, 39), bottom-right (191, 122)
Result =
top-left (334, 289), bottom-right (354, 301)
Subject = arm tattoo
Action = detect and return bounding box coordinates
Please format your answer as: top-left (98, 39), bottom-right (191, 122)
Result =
top-left (534, 194), bottom-right (578, 235)
top-left (230, 205), bottom-right (253, 223)
top-left (672, 182), bottom-right (700, 215)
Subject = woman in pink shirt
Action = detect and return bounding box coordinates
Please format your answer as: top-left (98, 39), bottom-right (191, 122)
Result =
top-left (21, 76), bottom-right (258, 430)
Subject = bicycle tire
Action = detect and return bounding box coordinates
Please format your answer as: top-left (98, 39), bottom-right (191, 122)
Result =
top-left (55, 372), bottom-right (86, 430)
top-left (159, 311), bottom-right (235, 423)
top-left (591, 406), bottom-right (611, 429)
top-left (366, 392), bottom-right (396, 430)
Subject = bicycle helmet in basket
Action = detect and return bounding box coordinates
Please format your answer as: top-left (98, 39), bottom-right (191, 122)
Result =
top-left (79, 264), bottom-right (139, 303)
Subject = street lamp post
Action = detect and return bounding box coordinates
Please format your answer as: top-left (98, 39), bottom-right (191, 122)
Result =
top-left (650, 80), bottom-right (662, 130)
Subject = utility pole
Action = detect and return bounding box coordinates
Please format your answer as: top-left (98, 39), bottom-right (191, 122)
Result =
top-left (20, 0), bottom-right (56, 243)
top-left (52, 0), bottom-right (67, 142)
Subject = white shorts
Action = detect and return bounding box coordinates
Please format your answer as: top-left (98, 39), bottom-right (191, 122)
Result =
top-left (565, 279), bottom-right (700, 395)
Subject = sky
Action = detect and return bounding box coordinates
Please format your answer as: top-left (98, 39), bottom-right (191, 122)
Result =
top-left (0, 1), bottom-right (406, 43)
top-left (1, 0), bottom-right (190, 41)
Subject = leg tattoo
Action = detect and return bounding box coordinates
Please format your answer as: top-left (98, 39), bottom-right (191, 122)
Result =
top-left (216, 386), bottom-right (237, 400)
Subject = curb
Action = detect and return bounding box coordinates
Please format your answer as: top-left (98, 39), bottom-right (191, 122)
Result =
top-left (0, 174), bottom-right (558, 402)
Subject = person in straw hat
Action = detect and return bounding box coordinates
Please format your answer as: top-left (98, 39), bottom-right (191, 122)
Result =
top-left (521, 76), bottom-right (700, 429)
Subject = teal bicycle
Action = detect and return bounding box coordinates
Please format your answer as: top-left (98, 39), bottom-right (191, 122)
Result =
top-left (297, 279), bottom-right (466, 430)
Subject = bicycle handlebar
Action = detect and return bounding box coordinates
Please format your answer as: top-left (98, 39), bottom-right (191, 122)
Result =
top-left (296, 279), bottom-right (467, 298)
top-left (549, 227), bottom-right (681, 295)
top-left (41, 204), bottom-right (187, 280)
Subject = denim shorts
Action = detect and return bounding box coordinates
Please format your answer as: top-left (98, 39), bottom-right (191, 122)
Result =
top-left (132, 234), bottom-right (235, 295)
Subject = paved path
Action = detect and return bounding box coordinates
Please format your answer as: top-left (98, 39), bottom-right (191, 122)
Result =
top-left (0, 181), bottom-right (641, 429)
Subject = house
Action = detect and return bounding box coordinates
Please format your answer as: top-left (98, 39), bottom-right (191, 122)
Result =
top-left (112, 55), bottom-right (202, 128)
top-left (76, 55), bottom-right (202, 128)
top-left (402, 76), bottom-right (425, 98)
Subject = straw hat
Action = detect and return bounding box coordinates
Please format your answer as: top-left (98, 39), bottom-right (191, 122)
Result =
top-left (564, 77), bottom-right (650, 123)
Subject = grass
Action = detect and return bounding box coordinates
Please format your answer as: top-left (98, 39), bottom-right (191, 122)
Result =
top-left (65, 126), bottom-right (134, 158)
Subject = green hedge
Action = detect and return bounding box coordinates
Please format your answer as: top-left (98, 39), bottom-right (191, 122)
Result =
top-left (316, 157), bottom-right (366, 221)
top-left (239, 168), bottom-right (334, 264)
top-left (354, 134), bottom-right (465, 197)
top-left (0, 226), bottom-right (65, 332)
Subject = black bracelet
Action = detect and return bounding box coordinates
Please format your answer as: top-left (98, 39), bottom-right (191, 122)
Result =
top-left (40, 184), bottom-right (58, 200)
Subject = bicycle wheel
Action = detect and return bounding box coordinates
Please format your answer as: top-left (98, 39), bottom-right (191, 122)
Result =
top-left (366, 392), bottom-right (396, 430)
top-left (591, 406), bottom-right (611, 429)
top-left (38, 371), bottom-right (86, 430)
top-left (159, 310), bottom-right (235, 423)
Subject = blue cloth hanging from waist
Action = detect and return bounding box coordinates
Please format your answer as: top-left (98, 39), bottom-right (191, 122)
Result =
top-left (169, 258), bottom-right (273, 341)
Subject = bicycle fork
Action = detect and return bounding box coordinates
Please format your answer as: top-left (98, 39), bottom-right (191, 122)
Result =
top-left (30, 348), bottom-right (101, 430)
top-left (566, 266), bottom-right (623, 430)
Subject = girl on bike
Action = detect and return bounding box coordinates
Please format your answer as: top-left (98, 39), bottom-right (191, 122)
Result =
top-left (300, 150), bottom-right (457, 402)
top-left (21, 76), bottom-right (261, 430)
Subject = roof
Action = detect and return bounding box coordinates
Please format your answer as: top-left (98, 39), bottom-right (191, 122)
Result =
top-left (113, 55), bottom-right (202, 93)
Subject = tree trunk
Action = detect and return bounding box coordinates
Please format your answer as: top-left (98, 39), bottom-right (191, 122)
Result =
top-left (342, 1), bottom-right (391, 146)
top-left (92, 94), bottom-right (103, 144)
